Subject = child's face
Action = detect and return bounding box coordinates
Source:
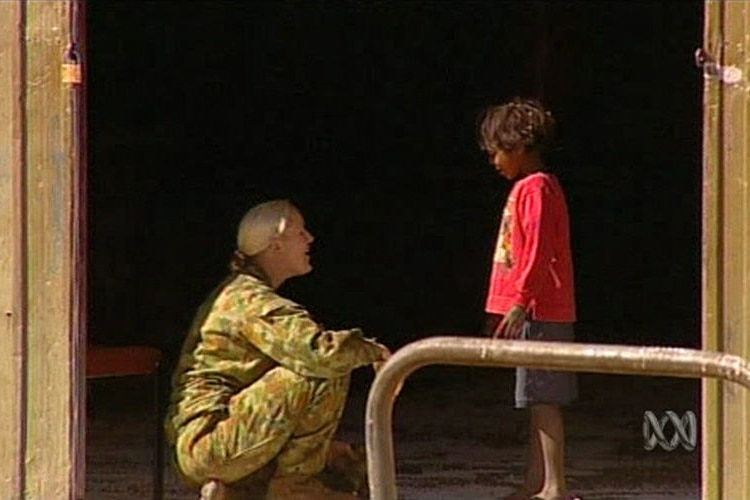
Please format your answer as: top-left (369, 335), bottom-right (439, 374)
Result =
top-left (486, 146), bottom-right (525, 180)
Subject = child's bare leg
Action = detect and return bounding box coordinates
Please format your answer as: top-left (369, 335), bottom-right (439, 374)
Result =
top-left (505, 404), bottom-right (568, 500)
top-left (528, 403), bottom-right (567, 499)
top-left (501, 422), bottom-right (542, 499)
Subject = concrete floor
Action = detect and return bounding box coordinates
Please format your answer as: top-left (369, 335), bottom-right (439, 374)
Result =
top-left (86, 367), bottom-right (700, 499)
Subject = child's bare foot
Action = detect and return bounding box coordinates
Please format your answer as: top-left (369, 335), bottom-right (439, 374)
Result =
top-left (501, 489), bottom-right (533, 500)
top-left (527, 493), bottom-right (582, 500)
top-left (529, 497), bottom-right (582, 500)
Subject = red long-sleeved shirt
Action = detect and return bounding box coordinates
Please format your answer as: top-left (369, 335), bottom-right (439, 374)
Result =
top-left (485, 172), bottom-right (576, 322)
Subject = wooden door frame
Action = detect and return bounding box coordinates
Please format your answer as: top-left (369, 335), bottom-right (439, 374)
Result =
top-left (0, 1), bottom-right (86, 498)
top-left (702, 1), bottom-right (750, 498)
top-left (2, 1), bottom-right (750, 498)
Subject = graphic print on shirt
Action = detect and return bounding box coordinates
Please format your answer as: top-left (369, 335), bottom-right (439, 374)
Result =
top-left (493, 195), bottom-right (515, 269)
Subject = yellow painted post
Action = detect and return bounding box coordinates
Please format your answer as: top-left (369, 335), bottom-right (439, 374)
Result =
top-left (0, 2), bottom-right (27, 498)
top-left (0, 1), bottom-right (86, 498)
top-left (701, 1), bottom-right (750, 498)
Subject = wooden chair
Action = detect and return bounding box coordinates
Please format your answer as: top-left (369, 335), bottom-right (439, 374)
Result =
top-left (86, 345), bottom-right (165, 500)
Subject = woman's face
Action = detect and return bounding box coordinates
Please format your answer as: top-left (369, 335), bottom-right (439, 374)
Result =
top-left (276, 208), bottom-right (315, 278)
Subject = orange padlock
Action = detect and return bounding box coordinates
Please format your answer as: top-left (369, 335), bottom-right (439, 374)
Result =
top-left (62, 46), bottom-right (82, 84)
top-left (62, 62), bottom-right (82, 84)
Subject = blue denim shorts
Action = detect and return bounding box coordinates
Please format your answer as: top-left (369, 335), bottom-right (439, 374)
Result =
top-left (515, 320), bottom-right (578, 408)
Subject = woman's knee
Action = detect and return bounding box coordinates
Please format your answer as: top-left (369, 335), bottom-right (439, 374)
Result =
top-left (230, 367), bottom-right (348, 416)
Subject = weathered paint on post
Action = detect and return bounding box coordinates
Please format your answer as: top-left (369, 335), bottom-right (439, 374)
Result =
top-left (0, 2), bottom-right (27, 498)
top-left (702, 1), bottom-right (750, 498)
top-left (0, 1), bottom-right (86, 498)
top-left (24, 2), bottom-right (85, 498)
top-left (701, 2), bottom-right (723, 497)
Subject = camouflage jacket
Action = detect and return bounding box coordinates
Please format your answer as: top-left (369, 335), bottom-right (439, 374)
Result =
top-left (165, 273), bottom-right (384, 443)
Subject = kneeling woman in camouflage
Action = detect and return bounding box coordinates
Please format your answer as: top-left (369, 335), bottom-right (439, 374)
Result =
top-left (165, 200), bottom-right (391, 499)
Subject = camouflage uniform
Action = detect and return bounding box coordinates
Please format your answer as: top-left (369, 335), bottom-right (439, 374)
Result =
top-left (165, 272), bottom-right (383, 486)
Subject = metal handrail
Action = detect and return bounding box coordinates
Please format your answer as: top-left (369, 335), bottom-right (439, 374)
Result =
top-left (365, 337), bottom-right (750, 500)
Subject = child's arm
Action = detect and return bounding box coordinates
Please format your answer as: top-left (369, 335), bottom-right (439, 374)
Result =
top-left (497, 179), bottom-right (557, 338)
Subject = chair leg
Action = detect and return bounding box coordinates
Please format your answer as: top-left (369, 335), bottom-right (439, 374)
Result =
top-left (153, 366), bottom-right (165, 500)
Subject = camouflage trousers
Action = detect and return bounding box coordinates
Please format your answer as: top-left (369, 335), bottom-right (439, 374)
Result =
top-left (174, 366), bottom-right (351, 485)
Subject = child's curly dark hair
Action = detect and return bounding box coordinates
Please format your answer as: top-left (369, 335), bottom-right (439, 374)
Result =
top-left (478, 97), bottom-right (556, 155)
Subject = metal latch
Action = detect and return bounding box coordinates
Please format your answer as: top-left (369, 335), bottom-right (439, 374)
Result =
top-left (695, 48), bottom-right (743, 85)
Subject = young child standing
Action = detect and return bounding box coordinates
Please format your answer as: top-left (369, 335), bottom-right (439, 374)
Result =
top-left (478, 97), bottom-right (580, 500)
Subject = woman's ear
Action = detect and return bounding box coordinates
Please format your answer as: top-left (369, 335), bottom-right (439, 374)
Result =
top-left (269, 238), bottom-right (284, 252)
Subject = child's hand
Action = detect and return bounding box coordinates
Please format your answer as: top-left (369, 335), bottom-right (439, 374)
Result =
top-left (493, 305), bottom-right (526, 339)
top-left (481, 313), bottom-right (502, 337)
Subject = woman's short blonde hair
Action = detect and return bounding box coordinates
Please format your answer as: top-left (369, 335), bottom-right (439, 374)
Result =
top-left (236, 199), bottom-right (295, 256)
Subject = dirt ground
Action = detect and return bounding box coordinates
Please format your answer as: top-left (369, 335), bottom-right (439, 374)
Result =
top-left (86, 366), bottom-right (701, 499)
top-left (343, 367), bottom-right (700, 500)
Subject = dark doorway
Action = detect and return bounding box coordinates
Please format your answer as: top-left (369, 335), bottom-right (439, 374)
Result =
top-left (85, 2), bottom-right (704, 498)
top-left (87, 0), bottom-right (703, 371)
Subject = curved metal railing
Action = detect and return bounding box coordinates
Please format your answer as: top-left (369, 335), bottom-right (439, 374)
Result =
top-left (365, 337), bottom-right (750, 500)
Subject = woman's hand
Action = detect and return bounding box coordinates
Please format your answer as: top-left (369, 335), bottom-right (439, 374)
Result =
top-left (372, 344), bottom-right (403, 396)
top-left (372, 343), bottom-right (391, 374)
